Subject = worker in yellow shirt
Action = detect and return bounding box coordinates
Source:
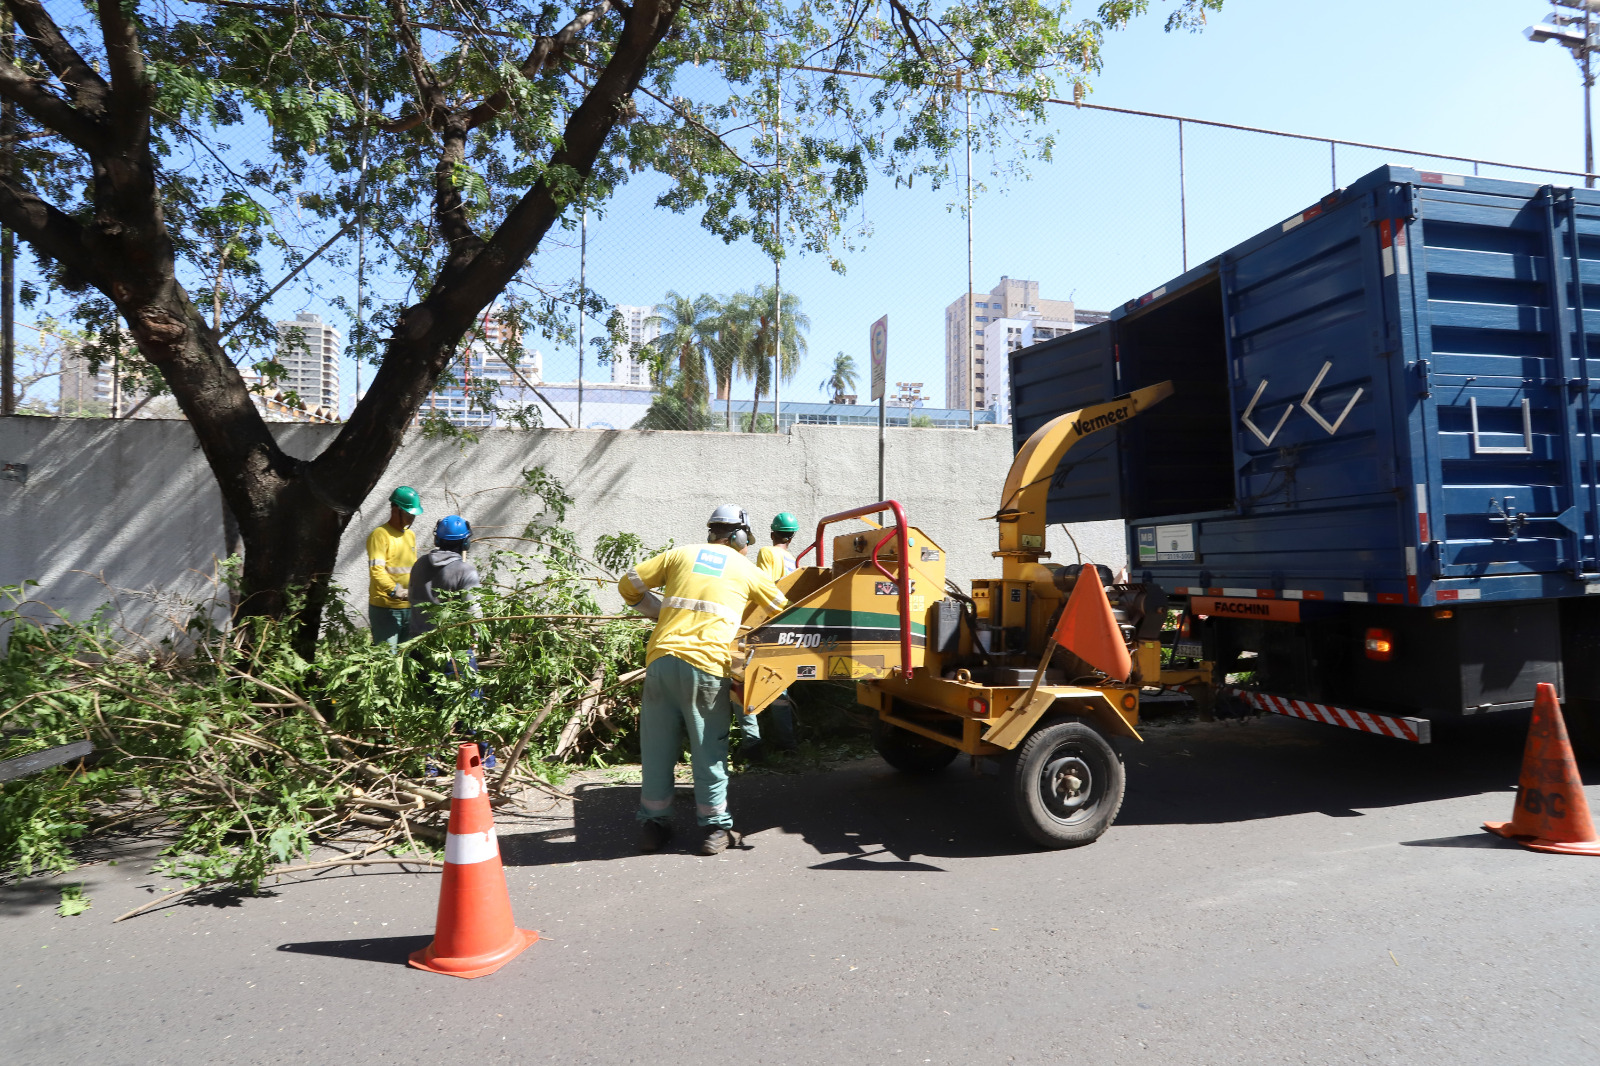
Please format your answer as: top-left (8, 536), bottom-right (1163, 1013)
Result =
top-left (618, 504), bottom-right (787, 855)
top-left (739, 512), bottom-right (803, 759)
top-left (367, 486), bottom-right (423, 649)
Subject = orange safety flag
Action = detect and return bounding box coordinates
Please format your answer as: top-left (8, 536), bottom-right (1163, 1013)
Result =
top-left (1053, 571), bottom-right (1132, 682)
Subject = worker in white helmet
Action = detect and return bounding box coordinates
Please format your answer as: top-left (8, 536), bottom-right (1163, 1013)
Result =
top-left (618, 505), bottom-right (787, 855)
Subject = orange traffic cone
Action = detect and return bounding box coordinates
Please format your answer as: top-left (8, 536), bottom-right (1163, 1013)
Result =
top-left (1483, 683), bottom-right (1600, 856)
top-left (409, 743), bottom-right (539, 977)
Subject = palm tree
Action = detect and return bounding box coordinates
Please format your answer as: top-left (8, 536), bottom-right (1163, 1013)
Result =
top-left (820, 352), bottom-right (859, 403)
top-left (738, 284), bottom-right (808, 432)
top-left (707, 292), bottom-right (751, 431)
top-left (637, 367), bottom-right (714, 430)
top-left (651, 291), bottom-right (718, 408)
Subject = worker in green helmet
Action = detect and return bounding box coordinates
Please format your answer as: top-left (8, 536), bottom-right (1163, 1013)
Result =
top-left (739, 512), bottom-right (803, 759)
top-left (367, 486), bottom-right (423, 649)
top-left (756, 511), bottom-right (801, 581)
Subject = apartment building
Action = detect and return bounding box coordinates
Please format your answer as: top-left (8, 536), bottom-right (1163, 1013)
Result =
top-left (610, 304), bottom-right (660, 385)
top-left (274, 312), bottom-right (341, 411)
top-left (944, 278), bottom-right (1074, 414)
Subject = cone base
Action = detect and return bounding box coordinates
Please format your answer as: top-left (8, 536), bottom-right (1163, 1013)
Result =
top-left (408, 928), bottom-right (539, 979)
top-left (1483, 822), bottom-right (1600, 855)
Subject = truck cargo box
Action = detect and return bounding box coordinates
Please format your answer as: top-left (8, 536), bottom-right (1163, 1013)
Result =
top-left (1014, 164), bottom-right (1600, 609)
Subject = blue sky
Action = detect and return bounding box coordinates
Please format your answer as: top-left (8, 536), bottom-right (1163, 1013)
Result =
top-left (528, 0), bottom-right (1594, 413)
top-left (22, 1), bottom-right (1592, 416)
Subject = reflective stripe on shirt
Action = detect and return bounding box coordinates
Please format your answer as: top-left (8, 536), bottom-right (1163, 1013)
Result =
top-left (625, 569), bottom-right (648, 596)
top-left (661, 595), bottom-right (742, 624)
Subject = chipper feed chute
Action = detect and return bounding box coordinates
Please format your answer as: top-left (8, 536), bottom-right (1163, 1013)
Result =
top-left (737, 504), bottom-right (946, 716)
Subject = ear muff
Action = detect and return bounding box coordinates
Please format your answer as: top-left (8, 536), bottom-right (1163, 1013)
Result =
top-left (730, 527), bottom-right (751, 551)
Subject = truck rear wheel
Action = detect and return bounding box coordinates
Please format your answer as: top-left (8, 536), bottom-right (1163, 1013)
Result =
top-left (1006, 718), bottom-right (1125, 848)
top-left (873, 717), bottom-right (961, 775)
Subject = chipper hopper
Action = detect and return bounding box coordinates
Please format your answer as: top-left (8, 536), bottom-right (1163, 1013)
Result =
top-left (733, 381), bottom-right (1209, 847)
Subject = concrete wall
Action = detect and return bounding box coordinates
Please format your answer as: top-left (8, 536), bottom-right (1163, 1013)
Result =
top-left (0, 417), bottom-right (1127, 639)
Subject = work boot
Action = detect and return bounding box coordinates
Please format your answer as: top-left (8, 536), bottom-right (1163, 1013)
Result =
top-left (639, 820), bottom-right (673, 853)
top-left (740, 740), bottom-right (767, 764)
top-left (697, 827), bottom-right (742, 855)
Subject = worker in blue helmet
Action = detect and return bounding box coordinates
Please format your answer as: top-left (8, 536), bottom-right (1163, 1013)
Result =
top-left (410, 515), bottom-right (490, 768)
top-left (409, 515), bottom-right (479, 638)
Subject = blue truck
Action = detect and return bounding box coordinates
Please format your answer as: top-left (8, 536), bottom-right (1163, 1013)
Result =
top-left (1012, 163), bottom-right (1600, 744)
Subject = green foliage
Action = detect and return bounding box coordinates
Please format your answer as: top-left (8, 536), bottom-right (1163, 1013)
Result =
top-left (14, 0), bottom-right (1218, 423)
top-left (821, 352), bottom-right (860, 402)
top-left (0, 473), bottom-right (654, 892)
top-left (56, 883), bottom-right (91, 917)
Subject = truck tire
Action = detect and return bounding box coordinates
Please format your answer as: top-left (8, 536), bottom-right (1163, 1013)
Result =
top-left (1006, 718), bottom-right (1125, 848)
top-left (873, 717), bottom-right (960, 775)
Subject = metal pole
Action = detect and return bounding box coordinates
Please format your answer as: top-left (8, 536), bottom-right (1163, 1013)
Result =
top-left (575, 70), bottom-right (587, 430)
top-left (1178, 119), bottom-right (1188, 273)
top-left (1587, 6), bottom-right (1595, 188)
top-left (1330, 139), bottom-right (1337, 188)
top-left (878, 392), bottom-right (885, 500)
top-left (773, 70), bottom-right (782, 432)
top-left (965, 84), bottom-right (975, 429)
top-left (0, 12), bottom-right (13, 417)
top-left (585, 199), bottom-right (592, 428)
top-left (353, 17), bottom-right (370, 415)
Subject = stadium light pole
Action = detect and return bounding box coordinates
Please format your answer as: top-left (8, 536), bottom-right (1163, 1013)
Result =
top-left (1528, 0), bottom-right (1600, 187)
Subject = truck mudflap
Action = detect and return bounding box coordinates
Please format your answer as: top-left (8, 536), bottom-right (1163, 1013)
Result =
top-left (1230, 687), bottom-right (1432, 744)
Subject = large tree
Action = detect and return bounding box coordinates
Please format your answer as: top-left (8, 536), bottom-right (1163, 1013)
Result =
top-left (0, 0), bottom-right (1222, 643)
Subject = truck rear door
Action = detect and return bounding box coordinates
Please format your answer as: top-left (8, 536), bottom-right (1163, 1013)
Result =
top-left (1412, 177), bottom-right (1599, 579)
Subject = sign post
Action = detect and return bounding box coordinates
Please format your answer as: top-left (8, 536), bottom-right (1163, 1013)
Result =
top-left (870, 316), bottom-right (888, 501)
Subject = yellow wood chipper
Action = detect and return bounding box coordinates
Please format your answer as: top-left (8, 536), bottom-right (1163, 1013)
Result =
top-left (733, 380), bottom-right (1213, 847)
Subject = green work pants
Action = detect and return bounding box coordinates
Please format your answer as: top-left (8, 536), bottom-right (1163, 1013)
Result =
top-left (738, 693), bottom-right (796, 749)
top-left (637, 655), bottom-right (733, 829)
top-left (369, 606), bottom-right (411, 649)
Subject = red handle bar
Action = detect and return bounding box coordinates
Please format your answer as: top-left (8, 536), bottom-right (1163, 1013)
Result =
top-left (803, 500), bottom-right (914, 680)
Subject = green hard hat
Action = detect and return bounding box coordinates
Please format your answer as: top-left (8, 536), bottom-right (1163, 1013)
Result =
top-left (771, 511), bottom-right (800, 534)
top-left (389, 485), bottom-right (424, 516)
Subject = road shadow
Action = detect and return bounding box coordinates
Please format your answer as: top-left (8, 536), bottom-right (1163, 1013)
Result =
top-left (1399, 833), bottom-right (1516, 849)
top-left (495, 710), bottom-right (1560, 867)
top-left (498, 761), bottom-right (1031, 869)
top-left (1117, 711), bottom-right (1536, 828)
top-left (277, 934), bottom-right (432, 967)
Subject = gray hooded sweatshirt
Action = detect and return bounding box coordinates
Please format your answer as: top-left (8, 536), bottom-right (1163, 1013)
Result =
top-left (408, 549), bottom-right (481, 638)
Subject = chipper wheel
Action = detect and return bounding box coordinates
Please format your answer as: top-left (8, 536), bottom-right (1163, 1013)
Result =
top-left (1006, 718), bottom-right (1125, 848)
top-left (873, 717), bottom-right (961, 775)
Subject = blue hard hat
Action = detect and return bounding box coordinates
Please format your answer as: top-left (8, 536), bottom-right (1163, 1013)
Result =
top-left (435, 514), bottom-right (472, 546)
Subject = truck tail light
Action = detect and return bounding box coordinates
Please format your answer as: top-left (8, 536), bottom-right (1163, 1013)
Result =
top-left (968, 697), bottom-right (989, 716)
top-left (1364, 627), bottom-right (1394, 661)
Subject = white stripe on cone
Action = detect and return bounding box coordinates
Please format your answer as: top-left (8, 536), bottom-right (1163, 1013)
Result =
top-left (445, 828), bottom-right (499, 865)
top-left (453, 771), bottom-right (484, 799)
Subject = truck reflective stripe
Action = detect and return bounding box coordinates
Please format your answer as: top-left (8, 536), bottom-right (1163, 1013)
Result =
top-left (1232, 687), bottom-right (1430, 744)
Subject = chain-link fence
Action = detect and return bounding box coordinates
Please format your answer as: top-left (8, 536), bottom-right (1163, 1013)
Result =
top-left (12, 74), bottom-right (1595, 434)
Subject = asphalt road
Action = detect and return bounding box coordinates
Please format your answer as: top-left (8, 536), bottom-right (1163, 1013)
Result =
top-left (4, 709), bottom-right (1599, 1065)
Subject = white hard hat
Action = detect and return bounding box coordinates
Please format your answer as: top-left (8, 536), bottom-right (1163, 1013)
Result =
top-left (707, 504), bottom-right (749, 528)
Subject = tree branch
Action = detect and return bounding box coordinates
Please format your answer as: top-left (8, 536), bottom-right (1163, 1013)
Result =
top-left (463, 0), bottom-right (616, 131)
top-left (0, 56), bottom-right (102, 149)
top-left (0, 174), bottom-right (103, 289)
top-left (4, 0), bottom-right (109, 112)
top-left (308, 0), bottom-right (684, 503)
top-left (96, 0), bottom-right (152, 141)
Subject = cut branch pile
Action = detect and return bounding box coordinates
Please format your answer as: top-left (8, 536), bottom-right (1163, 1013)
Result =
top-left (0, 510), bottom-right (659, 897)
